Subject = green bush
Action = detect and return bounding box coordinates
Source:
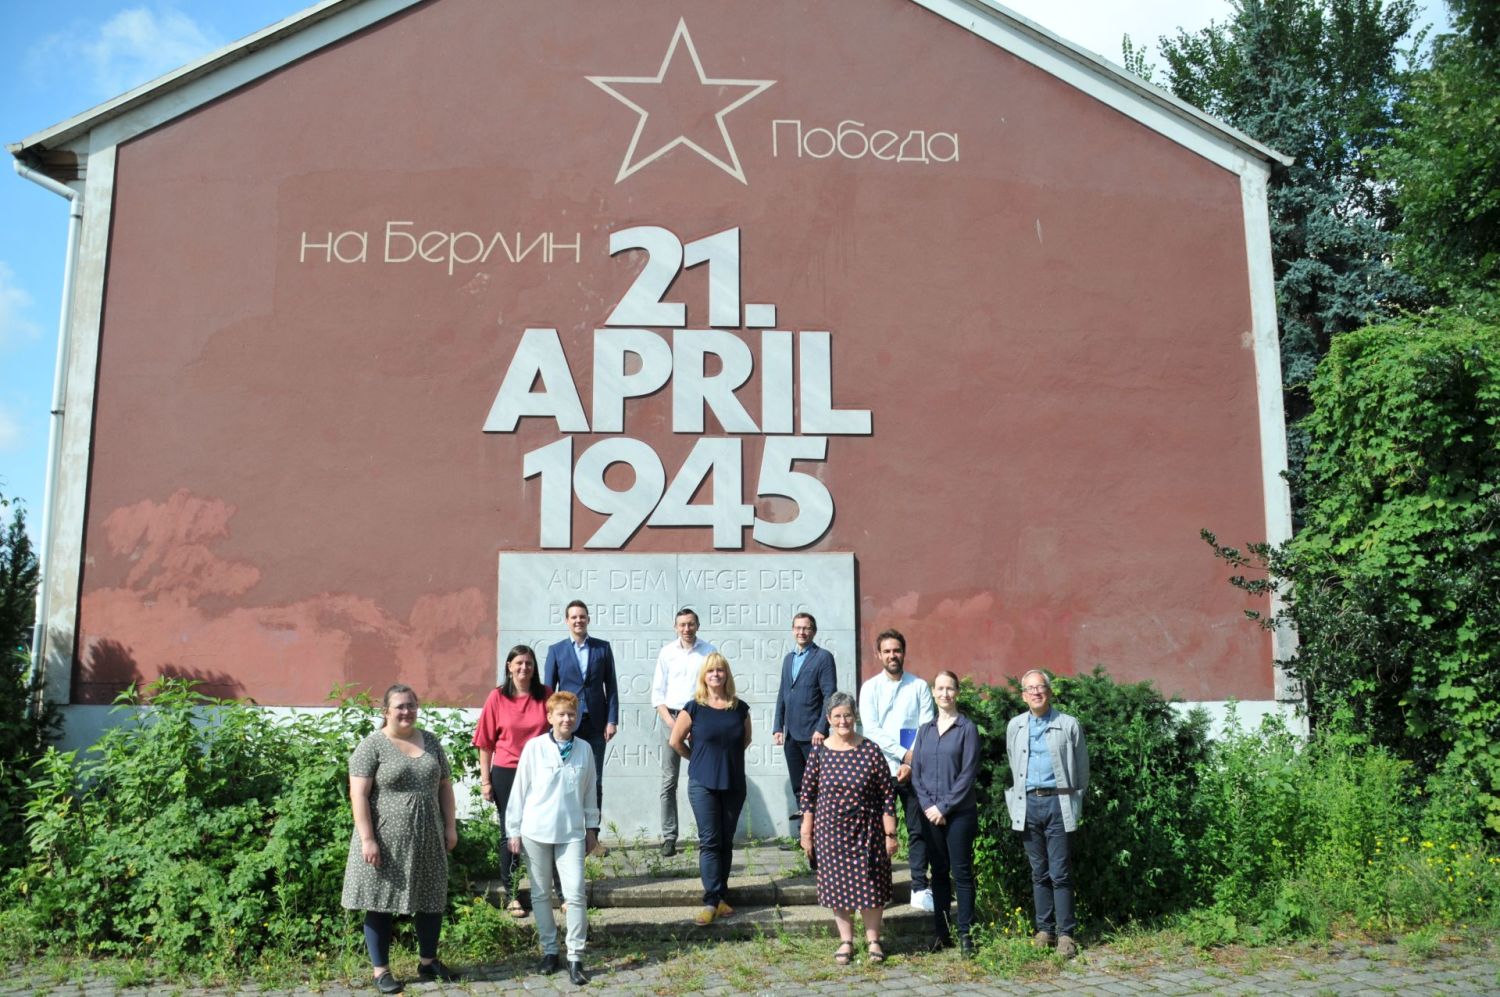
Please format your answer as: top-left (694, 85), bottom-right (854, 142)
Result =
top-left (0, 650), bottom-right (57, 874)
top-left (959, 667), bottom-right (1212, 927)
top-left (0, 498), bottom-right (57, 874)
top-left (1207, 301), bottom-right (1500, 829)
top-left (3, 679), bottom-right (502, 972)
top-left (960, 669), bottom-right (1500, 946)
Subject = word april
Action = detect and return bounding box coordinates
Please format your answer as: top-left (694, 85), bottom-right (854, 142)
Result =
top-left (484, 328), bottom-right (871, 436)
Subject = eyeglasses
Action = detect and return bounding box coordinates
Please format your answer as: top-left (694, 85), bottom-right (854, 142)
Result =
top-left (392, 704), bottom-right (419, 712)
top-left (1021, 685), bottom-right (1049, 694)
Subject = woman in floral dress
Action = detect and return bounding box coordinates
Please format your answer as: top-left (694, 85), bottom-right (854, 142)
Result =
top-left (799, 691), bottom-right (899, 965)
top-left (341, 684), bottom-right (459, 994)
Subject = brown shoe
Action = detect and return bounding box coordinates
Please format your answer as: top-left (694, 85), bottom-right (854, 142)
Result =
top-left (1032, 930), bottom-right (1055, 948)
top-left (1056, 935), bottom-right (1078, 959)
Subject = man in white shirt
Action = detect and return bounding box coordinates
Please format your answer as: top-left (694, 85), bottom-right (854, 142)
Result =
top-left (858, 628), bottom-right (936, 911)
top-left (650, 607), bottom-right (715, 857)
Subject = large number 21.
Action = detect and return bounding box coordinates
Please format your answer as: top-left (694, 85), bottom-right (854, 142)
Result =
top-left (606, 226), bottom-right (740, 328)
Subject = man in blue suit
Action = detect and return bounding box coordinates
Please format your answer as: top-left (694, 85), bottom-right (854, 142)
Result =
top-left (772, 611), bottom-right (838, 845)
top-left (544, 600), bottom-right (618, 814)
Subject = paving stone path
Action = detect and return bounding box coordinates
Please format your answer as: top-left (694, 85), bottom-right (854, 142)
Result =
top-left (12, 849), bottom-right (1499, 994)
top-left (13, 937), bottom-right (1500, 996)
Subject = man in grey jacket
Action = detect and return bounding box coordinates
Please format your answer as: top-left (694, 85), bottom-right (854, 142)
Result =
top-left (1004, 669), bottom-right (1088, 959)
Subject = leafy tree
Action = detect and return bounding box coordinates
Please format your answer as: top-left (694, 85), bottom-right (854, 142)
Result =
top-left (0, 495), bottom-right (51, 871)
top-left (1207, 300), bottom-right (1500, 828)
top-left (1378, 1), bottom-right (1500, 299)
top-left (1156, 0), bottom-right (1424, 493)
top-left (1, 496), bottom-right (38, 654)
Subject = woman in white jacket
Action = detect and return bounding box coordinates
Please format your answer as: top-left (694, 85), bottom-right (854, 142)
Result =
top-left (507, 690), bottom-right (599, 986)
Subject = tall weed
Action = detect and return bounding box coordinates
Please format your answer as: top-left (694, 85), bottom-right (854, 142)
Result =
top-left (2, 679), bottom-right (502, 971)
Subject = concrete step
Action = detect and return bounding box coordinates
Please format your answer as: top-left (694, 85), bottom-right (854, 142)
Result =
top-left (471, 843), bottom-right (943, 941)
top-left (490, 901), bottom-right (939, 941)
top-left (475, 842), bottom-right (914, 909)
top-left (595, 902), bottom-right (936, 939)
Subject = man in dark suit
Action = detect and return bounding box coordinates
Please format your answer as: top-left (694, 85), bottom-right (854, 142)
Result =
top-left (544, 600), bottom-right (618, 815)
top-left (772, 611), bottom-right (838, 844)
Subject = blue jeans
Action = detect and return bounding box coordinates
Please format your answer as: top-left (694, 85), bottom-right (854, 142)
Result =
top-left (922, 804), bottom-right (978, 942)
top-left (687, 781), bottom-right (745, 906)
top-left (1022, 792), bottom-right (1076, 937)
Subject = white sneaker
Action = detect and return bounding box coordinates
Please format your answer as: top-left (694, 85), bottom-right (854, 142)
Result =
top-left (910, 888), bottom-right (935, 912)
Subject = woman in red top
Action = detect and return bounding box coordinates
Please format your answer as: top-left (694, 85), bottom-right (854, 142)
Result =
top-left (473, 644), bottom-right (551, 917)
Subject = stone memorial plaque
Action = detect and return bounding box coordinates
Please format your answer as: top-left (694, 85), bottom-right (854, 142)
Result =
top-left (499, 553), bottom-right (856, 841)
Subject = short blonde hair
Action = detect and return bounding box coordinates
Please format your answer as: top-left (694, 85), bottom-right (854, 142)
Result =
top-left (546, 690), bottom-right (579, 715)
top-left (694, 652), bottom-right (739, 707)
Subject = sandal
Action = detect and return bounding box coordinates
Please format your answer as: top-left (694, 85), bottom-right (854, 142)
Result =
top-left (867, 939), bottom-right (886, 963)
top-left (506, 897), bottom-right (527, 918)
top-left (834, 940), bottom-right (854, 965)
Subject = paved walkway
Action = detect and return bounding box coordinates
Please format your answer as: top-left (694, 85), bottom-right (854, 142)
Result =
top-left (13, 937), bottom-right (1500, 995)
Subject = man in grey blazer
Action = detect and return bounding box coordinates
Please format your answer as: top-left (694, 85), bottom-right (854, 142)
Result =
top-left (772, 612), bottom-right (838, 844)
top-left (1004, 669), bottom-right (1088, 959)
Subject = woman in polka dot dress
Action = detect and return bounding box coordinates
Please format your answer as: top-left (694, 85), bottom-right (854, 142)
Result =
top-left (799, 691), bottom-right (899, 965)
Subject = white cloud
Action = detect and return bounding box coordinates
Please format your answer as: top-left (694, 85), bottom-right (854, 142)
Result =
top-left (27, 6), bottom-right (222, 100)
top-left (0, 263), bottom-right (42, 350)
top-left (0, 405), bottom-right (22, 454)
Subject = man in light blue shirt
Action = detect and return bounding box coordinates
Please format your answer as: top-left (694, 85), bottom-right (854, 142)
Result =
top-left (858, 628), bottom-right (936, 911)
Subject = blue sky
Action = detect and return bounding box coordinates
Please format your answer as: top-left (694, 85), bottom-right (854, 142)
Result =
top-left (0, 0), bottom-right (1452, 525)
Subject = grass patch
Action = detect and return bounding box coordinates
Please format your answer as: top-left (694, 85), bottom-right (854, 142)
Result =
top-left (971, 936), bottom-right (1057, 978)
top-left (1399, 924), bottom-right (1446, 961)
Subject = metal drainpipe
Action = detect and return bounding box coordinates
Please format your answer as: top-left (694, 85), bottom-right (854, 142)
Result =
top-left (12, 157), bottom-right (83, 717)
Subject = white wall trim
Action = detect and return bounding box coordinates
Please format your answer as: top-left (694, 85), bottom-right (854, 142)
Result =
top-left (1240, 167), bottom-right (1300, 705)
top-left (39, 144), bottom-right (118, 705)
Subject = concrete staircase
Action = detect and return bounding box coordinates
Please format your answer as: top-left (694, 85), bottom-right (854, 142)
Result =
top-left (477, 841), bottom-right (937, 940)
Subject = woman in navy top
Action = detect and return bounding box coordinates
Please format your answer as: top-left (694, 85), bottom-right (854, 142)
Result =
top-left (910, 670), bottom-right (980, 955)
top-left (669, 652), bottom-right (752, 926)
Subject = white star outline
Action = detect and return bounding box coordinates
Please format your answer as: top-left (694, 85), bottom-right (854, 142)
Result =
top-left (586, 18), bottom-right (776, 185)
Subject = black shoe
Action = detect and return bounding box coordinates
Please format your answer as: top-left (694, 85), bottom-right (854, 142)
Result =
top-left (538, 953), bottom-right (560, 975)
top-left (417, 958), bottom-right (460, 982)
top-left (928, 935), bottom-right (955, 952)
top-left (960, 936), bottom-right (976, 959)
top-left (374, 971), bottom-right (403, 994)
top-left (567, 960), bottom-right (590, 985)
top-left (661, 839), bottom-right (676, 857)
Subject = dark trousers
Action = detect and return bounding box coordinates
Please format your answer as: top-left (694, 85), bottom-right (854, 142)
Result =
top-left (687, 781), bottom-right (745, 906)
top-left (490, 764), bottom-right (522, 895)
top-left (577, 721), bottom-right (607, 810)
top-left (921, 805), bottom-right (978, 942)
top-left (1022, 792), bottom-right (1076, 937)
top-left (783, 737), bottom-right (814, 835)
top-left (362, 910), bottom-right (442, 967)
top-left (896, 780), bottom-right (929, 892)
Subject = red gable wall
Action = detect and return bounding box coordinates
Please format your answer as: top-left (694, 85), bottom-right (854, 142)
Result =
top-left (75, 0), bottom-right (1272, 705)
